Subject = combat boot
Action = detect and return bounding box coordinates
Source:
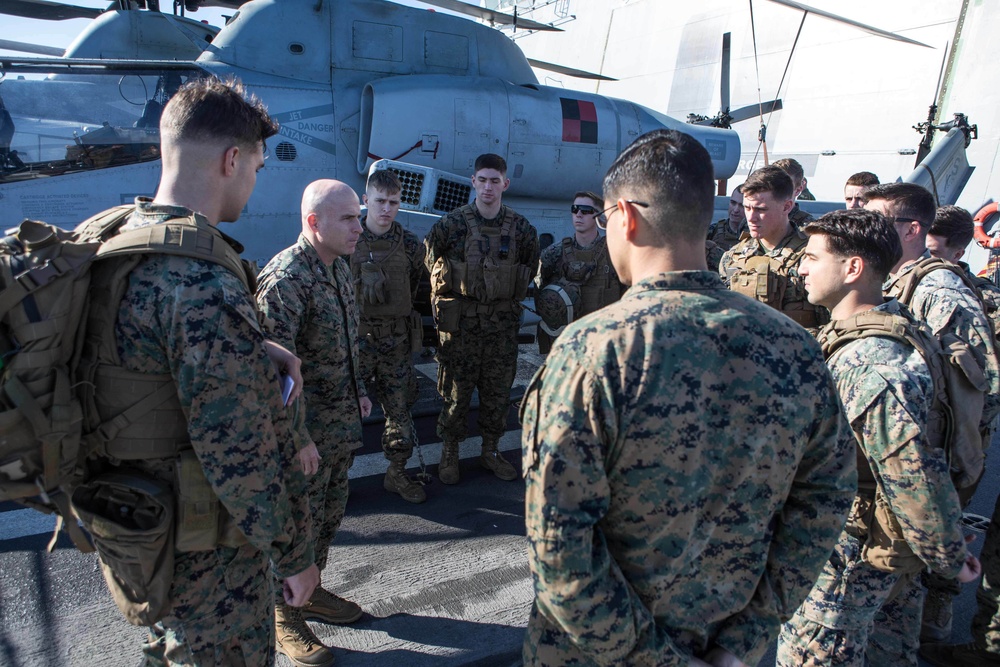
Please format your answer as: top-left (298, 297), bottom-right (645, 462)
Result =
top-left (384, 459), bottom-right (427, 503)
top-left (920, 642), bottom-right (1000, 667)
top-left (920, 588), bottom-right (953, 643)
top-left (439, 441), bottom-right (460, 485)
top-left (275, 603), bottom-right (335, 667)
top-left (479, 440), bottom-right (517, 481)
top-left (302, 587), bottom-right (363, 625)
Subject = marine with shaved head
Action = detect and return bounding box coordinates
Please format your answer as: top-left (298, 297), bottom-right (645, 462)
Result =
top-left (256, 179), bottom-right (372, 666)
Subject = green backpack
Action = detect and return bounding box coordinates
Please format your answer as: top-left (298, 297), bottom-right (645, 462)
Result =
top-left (0, 205), bottom-right (248, 551)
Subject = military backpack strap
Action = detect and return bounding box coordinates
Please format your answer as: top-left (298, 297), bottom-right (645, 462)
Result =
top-left (96, 218), bottom-right (251, 292)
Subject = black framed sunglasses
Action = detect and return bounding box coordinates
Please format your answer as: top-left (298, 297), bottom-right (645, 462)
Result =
top-left (597, 200), bottom-right (650, 229)
top-left (571, 204), bottom-right (597, 215)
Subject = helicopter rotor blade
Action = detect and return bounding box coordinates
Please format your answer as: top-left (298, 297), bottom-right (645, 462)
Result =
top-left (764, 0), bottom-right (931, 48)
top-left (720, 32), bottom-right (731, 114)
top-left (0, 0), bottom-right (102, 21)
top-left (527, 58), bottom-right (616, 81)
top-left (417, 0), bottom-right (561, 32)
top-left (0, 38), bottom-right (64, 56)
top-left (729, 99), bottom-right (783, 124)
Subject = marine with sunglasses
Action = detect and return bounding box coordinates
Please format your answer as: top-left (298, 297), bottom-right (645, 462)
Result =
top-left (535, 192), bottom-right (623, 353)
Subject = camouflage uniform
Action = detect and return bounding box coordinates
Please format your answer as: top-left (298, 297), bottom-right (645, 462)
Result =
top-left (536, 235), bottom-right (622, 352)
top-left (719, 227), bottom-right (828, 328)
top-left (884, 253), bottom-right (1000, 450)
top-left (520, 271), bottom-right (856, 666)
top-left (705, 239), bottom-right (724, 276)
top-left (256, 236), bottom-right (365, 573)
top-left (706, 218), bottom-right (746, 253)
top-left (776, 299), bottom-right (969, 667)
top-left (108, 199), bottom-right (314, 666)
top-left (425, 202), bottom-right (539, 444)
top-left (353, 217), bottom-right (425, 463)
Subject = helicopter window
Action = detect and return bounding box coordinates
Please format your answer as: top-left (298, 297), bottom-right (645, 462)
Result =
top-left (353, 22), bottom-right (403, 62)
top-left (288, 43), bottom-right (305, 55)
top-left (0, 66), bottom-right (204, 183)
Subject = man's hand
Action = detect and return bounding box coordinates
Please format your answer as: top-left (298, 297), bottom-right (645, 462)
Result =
top-left (264, 340), bottom-right (303, 404)
top-left (298, 441), bottom-right (320, 477)
top-left (359, 396), bottom-right (372, 419)
top-left (958, 534), bottom-right (983, 583)
top-left (283, 563), bottom-right (319, 607)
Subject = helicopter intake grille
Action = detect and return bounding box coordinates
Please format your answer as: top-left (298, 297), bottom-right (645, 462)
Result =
top-left (434, 179), bottom-right (472, 213)
top-left (388, 167), bottom-right (425, 206)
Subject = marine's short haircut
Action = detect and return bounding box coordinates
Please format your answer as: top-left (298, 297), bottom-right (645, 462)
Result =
top-left (741, 165), bottom-right (794, 201)
top-left (160, 76), bottom-right (277, 148)
top-left (773, 158), bottom-right (804, 187)
top-left (929, 205), bottom-right (975, 250)
top-left (864, 182), bottom-right (937, 228)
top-left (367, 169), bottom-right (402, 195)
top-left (803, 209), bottom-right (902, 283)
top-left (474, 153), bottom-right (507, 175)
top-left (602, 129), bottom-right (715, 243)
top-left (846, 171), bottom-right (880, 187)
top-left (572, 190), bottom-right (604, 209)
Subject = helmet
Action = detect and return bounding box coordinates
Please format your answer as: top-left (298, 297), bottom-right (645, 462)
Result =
top-left (535, 279), bottom-right (581, 336)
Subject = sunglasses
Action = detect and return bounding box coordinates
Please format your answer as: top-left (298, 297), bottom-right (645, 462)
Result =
top-left (571, 204), bottom-right (597, 215)
top-left (597, 200), bottom-right (650, 229)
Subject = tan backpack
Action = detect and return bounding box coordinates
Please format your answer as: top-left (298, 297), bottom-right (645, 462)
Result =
top-left (820, 309), bottom-right (987, 572)
top-left (0, 206), bottom-right (248, 552)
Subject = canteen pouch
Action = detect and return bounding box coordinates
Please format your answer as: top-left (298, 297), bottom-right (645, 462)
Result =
top-left (434, 297), bottom-right (462, 334)
top-left (71, 471), bottom-right (175, 625)
top-left (861, 490), bottom-right (924, 575)
top-left (408, 310), bottom-right (423, 352)
top-left (175, 448), bottom-right (246, 552)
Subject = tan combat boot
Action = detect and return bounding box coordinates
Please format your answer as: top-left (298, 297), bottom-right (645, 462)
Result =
top-left (438, 441), bottom-right (460, 484)
top-left (275, 603), bottom-right (335, 667)
top-left (479, 439), bottom-right (517, 481)
top-left (383, 459), bottom-right (427, 503)
top-left (302, 587), bottom-right (363, 625)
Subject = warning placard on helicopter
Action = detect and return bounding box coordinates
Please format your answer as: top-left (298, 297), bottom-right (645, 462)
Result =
top-left (560, 98), bottom-right (598, 144)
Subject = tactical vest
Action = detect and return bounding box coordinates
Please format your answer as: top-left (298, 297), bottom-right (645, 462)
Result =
top-left (451, 206), bottom-right (529, 306)
top-left (820, 310), bottom-right (987, 573)
top-left (726, 231), bottom-right (826, 328)
top-left (350, 224), bottom-right (412, 319)
top-left (557, 237), bottom-right (620, 314)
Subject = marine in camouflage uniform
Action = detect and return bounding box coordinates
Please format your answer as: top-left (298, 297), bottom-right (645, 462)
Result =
top-left (108, 199), bottom-right (315, 666)
top-left (776, 300), bottom-right (971, 667)
top-left (536, 234), bottom-right (622, 352)
top-left (351, 212), bottom-right (426, 502)
top-left (789, 202), bottom-right (814, 228)
top-left (719, 226), bottom-right (827, 328)
top-left (707, 183), bottom-right (747, 254)
top-left (521, 271), bottom-right (855, 666)
top-left (256, 181), bottom-right (368, 666)
top-left (425, 154), bottom-right (539, 484)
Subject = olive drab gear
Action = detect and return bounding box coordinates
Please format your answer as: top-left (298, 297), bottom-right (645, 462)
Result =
top-left (556, 237), bottom-right (620, 314)
top-left (536, 279), bottom-right (581, 337)
top-left (726, 233), bottom-right (827, 328)
top-left (451, 206), bottom-right (531, 306)
top-left (0, 205), bottom-right (253, 561)
top-left (819, 309), bottom-right (988, 574)
top-left (350, 228), bottom-right (413, 318)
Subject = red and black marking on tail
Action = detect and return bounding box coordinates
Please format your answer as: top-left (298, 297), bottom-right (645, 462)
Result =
top-left (560, 98), bottom-right (598, 144)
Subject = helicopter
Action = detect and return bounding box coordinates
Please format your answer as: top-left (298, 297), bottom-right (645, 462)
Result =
top-left (0, 0), bottom-right (978, 265)
top-left (0, 0), bottom-right (751, 263)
